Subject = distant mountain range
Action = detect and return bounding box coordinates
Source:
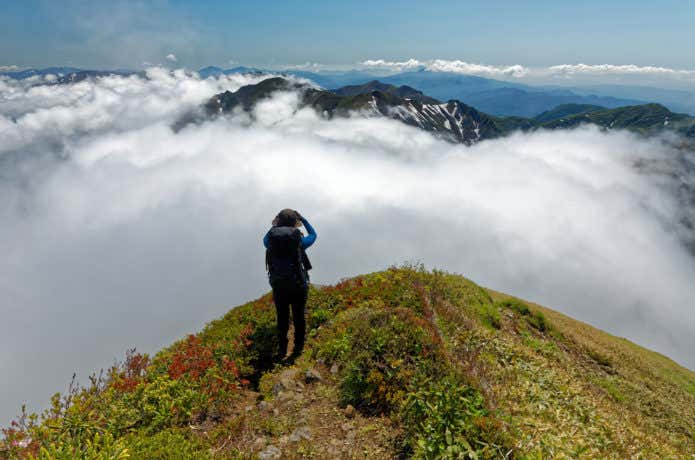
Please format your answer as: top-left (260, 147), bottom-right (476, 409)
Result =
top-left (0, 67), bottom-right (83, 79)
top-left (373, 71), bottom-right (646, 117)
top-left (227, 68), bottom-right (650, 117)
top-left (197, 66), bottom-right (265, 78)
top-left (4, 66), bottom-right (695, 118)
top-left (196, 65), bottom-right (390, 89)
top-left (202, 78), bottom-right (501, 144)
top-left (199, 78), bottom-right (695, 145)
top-left (216, 67), bottom-right (695, 117)
top-left (555, 84), bottom-right (695, 117)
top-left (52, 70), bottom-right (140, 84)
top-left (0, 67), bottom-right (137, 82)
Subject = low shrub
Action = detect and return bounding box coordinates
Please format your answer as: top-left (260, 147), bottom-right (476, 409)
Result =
top-left (588, 349), bottom-right (613, 368)
top-left (496, 298), bottom-right (548, 332)
top-left (124, 428), bottom-right (212, 459)
top-left (101, 375), bottom-right (200, 435)
top-left (317, 306), bottom-right (446, 413)
top-left (480, 303), bottom-right (502, 329)
top-left (32, 431), bottom-right (129, 460)
top-left (2, 325), bottom-right (254, 458)
top-left (595, 377), bottom-right (625, 402)
top-left (192, 295), bottom-right (277, 378)
top-left (164, 335), bottom-right (248, 400)
top-left (109, 349), bottom-right (150, 393)
top-left (401, 378), bottom-right (502, 459)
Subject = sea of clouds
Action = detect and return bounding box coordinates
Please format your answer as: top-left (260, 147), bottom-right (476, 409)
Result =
top-left (1, 69), bottom-right (694, 424)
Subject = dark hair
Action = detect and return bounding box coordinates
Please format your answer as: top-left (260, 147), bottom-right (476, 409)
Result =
top-left (273, 208), bottom-right (301, 227)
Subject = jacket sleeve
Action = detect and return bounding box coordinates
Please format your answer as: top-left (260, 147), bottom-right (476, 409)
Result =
top-left (263, 231), bottom-right (270, 249)
top-left (300, 217), bottom-right (317, 249)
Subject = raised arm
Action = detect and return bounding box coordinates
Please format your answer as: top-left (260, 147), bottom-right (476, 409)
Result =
top-left (300, 217), bottom-right (316, 249)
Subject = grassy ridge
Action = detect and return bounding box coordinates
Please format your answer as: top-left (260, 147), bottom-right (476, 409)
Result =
top-left (532, 104), bottom-right (606, 123)
top-left (536, 103), bottom-right (695, 135)
top-left (2, 267), bottom-right (693, 458)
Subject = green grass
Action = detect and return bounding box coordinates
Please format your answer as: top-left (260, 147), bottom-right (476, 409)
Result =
top-left (2, 267), bottom-right (693, 459)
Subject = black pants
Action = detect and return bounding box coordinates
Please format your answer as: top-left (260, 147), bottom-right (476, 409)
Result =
top-left (272, 285), bottom-right (308, 356)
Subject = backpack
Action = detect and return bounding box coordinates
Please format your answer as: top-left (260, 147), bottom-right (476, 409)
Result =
top-left (265, 226), bottom-right (312, 289)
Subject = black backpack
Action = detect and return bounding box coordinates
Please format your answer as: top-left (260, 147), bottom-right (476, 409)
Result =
top-left (265, 226), bottom-right (312, 289)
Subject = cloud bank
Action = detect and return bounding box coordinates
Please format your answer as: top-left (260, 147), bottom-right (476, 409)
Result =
top-left (360, 59), bottom-right (695, 87)
top-left (547, 63), bottom-right (695, 78)
top-left (1, 70), bottom-right (694, 425)
top-left (361, 59), bottom-right (529, 78)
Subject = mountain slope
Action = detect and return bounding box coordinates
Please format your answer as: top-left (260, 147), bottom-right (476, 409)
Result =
top-left (540, 103), bottom-right (695, 137)
top-left (331, 80), bottom-right (440, 104)
top-left (377, 71), bottom-right (644, 117)
top-left (3, 267), bottom-right (694, 458)
top-left (533, 103), bottom-right (606, 123)
top-left (459, 87), bottom-right (643, 117)
top-left (566, 84), bottom-right (695, 117)
top-left (379, 70), bottom-right (527, 98)
top-left (204, 77), bottom-right (501, 144)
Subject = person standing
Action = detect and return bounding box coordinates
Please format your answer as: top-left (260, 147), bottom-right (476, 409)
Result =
top-left (263, 209), bottom-right (316, 359)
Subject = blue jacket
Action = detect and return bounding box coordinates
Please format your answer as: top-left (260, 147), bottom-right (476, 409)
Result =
top-left (263, 217), bottom-right (317, 249)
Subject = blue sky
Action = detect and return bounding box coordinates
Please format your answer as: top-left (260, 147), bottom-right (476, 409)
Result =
top-left (1, 0), bottom-right (694, 70)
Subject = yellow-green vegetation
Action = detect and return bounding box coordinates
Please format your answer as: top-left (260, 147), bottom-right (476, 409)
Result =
top-left (2, 266), bottom-right (694, 459)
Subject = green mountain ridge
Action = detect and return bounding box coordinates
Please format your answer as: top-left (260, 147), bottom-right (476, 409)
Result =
top-left (199, 78), bottom-right (695, 145)
top-left (4, 267), bottom-right (694, 459)
top-left (204, 78), bottom-right (501, 145)
top-left (331, 80), bottom-right (440, 105)
top-left (539, 103), bottom-right (694, 133)
top-left (532, 104), bottom-right (606, 123)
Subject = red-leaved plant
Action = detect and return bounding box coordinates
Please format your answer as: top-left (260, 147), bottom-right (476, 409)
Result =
top-left (167, 334), bottom-right (249, 398)
top-left (109, 349), bottom-right (150, 393)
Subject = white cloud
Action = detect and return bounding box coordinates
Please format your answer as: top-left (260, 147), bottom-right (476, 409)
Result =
top-left (361, 58), bottom-right (425, 71)
top-left (1, 71), bottom-right (694, 426)
top-left (165, 53), bottom-right (178, 63)
top-left (0, 65), bottom-right (21, 72)
top-left (282, 62), bottom-right (330, 71)
top-left (360, 58), bottom-right (695, 83)
top-left (427, 60), bottom-right (529, 77)
top-left (548, 63), bottom-right (695, 78)
top-left (361, 59), bottom-right (529, 78)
